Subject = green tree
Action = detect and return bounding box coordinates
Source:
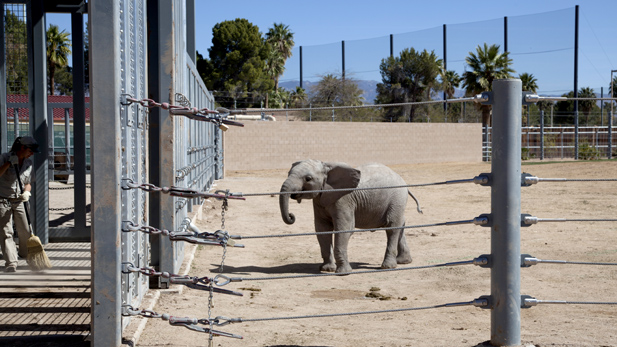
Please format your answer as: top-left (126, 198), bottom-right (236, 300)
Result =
top-left (375, 48), bottom-right (443, 122)
top-left (519, 72), bottom-right (538, 93)
top-left (46, 24), bottom-right (72, 95)
top-left (610, 76), bottom-right (617, 98)
top-left (4, 10), bottom-right (28, 94)
top-left (462, 43), bottom-right (515, 127)
top-left (578, 87), bottom-right (597, 125)
top-left (202, 19), bottom-right (273, 108)
top-left (265, 23), bottom-right (294, 93)
top-left (289, 86), bottom-right (307, 108)
top-left (308, 73), bottom-right (364, 121)
top-left (519, 73), bottom-right (538, 125)
top-left (263, 44), bottom-right (285, 108)
top-left (441, 70), bottom-right (461, 100)
top-left (55, 66), bottom-right (73, 95)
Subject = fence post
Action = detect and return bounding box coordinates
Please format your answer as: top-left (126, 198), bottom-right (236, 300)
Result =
top-left (490, 79), bottom-right (522, 346)
top-left (540, 110), bottom-right (544, 160)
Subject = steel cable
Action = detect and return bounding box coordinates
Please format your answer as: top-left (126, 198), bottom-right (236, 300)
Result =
top-left (236, 177), bottom-right (484, 198)
top-left (224, 258), bottom-right (484, 283)
top-left (238, 217), bottom-right (486, 240)
top-left (238, 299), bottom-right (485, 323)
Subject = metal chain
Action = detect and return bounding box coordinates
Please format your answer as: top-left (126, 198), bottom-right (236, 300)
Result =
top-left (49, 207), bottom-right (75, 211)
top-left (121, 179), bottom-right (245, 200)
top-left (122, 96), bottom-right (243, 127)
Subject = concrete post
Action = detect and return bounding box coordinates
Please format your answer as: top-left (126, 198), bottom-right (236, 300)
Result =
top-left (490, 79), bottom-right (522, 346)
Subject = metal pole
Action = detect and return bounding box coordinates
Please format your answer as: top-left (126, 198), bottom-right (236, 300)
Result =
top-left (443, 24), bottom-right (447, 116)
top-left (490, 79), bottom-right (522, 346)
top-left (601, 87), bottom-right (604, 126)
top-left (299, 46), bottom-right (303, 89)
top-left (574, 5), bottom-right (579, 159)
top-left (504, 16), bottom-right (508, 53)
top-left (64, 109), bottom-right (71, 170)
top-left (90, 0), bottom-right (123, 344)
top-left (540, 110), bottom-right (544, 160)
top-left (390, 34), bottom-right (393, 57)
top-left (341, 40), bottom-right (345, 81)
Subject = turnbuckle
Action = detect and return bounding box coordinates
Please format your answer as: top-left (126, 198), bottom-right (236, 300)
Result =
top-left (162, 314), bottom-right (243, 339)
top-left (169, 230), bottom-right (244, 247)
top-left (170, 276), bottom-right (243, 296)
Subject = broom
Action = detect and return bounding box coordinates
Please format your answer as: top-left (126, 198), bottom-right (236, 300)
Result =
top-left (13, 163), bottom-right (52, 271)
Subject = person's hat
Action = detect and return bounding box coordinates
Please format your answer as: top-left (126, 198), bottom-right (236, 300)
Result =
top-left (15, 136), bottom-right (40, 153)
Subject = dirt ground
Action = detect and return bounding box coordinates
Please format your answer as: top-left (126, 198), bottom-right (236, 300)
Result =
top-left (136, 160), bottom-right (617, 347)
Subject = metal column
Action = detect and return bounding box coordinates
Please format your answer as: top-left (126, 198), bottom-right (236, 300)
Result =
top-left (27, 0), bottom-right (49, 243)
top-left (90, 0), bottom-right (123, 345)
top-left (490, 79), bottom-right (522, 346)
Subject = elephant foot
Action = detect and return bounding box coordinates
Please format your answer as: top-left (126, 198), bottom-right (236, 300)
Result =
top-left (381, 258), bottom-right (398, 269)
top-left (397, 253), bottom-right (413, 264)
top-left (335, 263), bottom-right (352, 274)
top-left (320, 262), bottom-right (336, 273)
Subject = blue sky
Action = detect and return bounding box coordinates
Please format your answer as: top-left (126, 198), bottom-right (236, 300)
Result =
top-left (47, 0), bottom-right (616, 95)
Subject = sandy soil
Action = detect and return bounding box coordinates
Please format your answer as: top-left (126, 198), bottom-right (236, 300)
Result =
top-left (137, 160), bottom-right (617, 347)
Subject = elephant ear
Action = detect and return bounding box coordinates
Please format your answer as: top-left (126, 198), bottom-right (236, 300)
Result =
top-left (320, 162), bottom-right (361, 206)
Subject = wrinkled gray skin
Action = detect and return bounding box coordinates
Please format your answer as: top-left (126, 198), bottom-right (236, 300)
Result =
top-left (279, 159), bottom-right (422, 273)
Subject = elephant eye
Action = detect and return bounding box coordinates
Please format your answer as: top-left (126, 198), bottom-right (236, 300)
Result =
top-left (305, 176), bottom-right (313, 182)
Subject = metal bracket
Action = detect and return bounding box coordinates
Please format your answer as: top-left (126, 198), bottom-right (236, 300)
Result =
top-left (476, 213), bottom-right (492, 227)
top-left (476, 295), bottom-right (492, 309)
top-left (521, 173), bottom-right (535, 187)
top-left (477, 254), bottom-right (492, 268)
top-left (521, 295), bottom-right (537, 308)
top-left (474, 92), bottom-right (492, 105)
top-left (520, 254), bottom-right (535, 267)
top-left (475, 173), bottom-right (491, 186)
top-left (520, 213), bottom-right (533, 227)
top-left (522, 91), bottom-right (535, 106)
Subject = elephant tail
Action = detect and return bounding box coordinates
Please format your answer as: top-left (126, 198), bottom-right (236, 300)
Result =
top-left (408, 190), bottom-right (423, 214)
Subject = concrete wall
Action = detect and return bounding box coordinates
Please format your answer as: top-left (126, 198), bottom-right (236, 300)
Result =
top-left (223, 122), bottom-right (482, 171)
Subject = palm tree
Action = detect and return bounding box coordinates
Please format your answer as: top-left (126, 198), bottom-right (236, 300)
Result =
top-left (265, 23), bottom-right (294, 95)
top-left (289, 86), bottom-right (307, 108)
top-left (610, 76), bottom-right (617, 98)
top-left (519, 73), bottom-right (538, 93)
top-left (441, 70), bottom-right (461, 100)
top-left (46, 24), bottom-right (71, 95)
top-left (462, 43), bottom-right (515, 127)
top-left (263, 45), bottom-right (285, 108)
top-left (519, 73), bottom-right (538, 125)
top-left (578, 87), bottom-right (596, 125)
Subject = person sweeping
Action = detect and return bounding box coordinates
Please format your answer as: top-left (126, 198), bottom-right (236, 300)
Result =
top-left (0, 136), bottom-right (51, 272)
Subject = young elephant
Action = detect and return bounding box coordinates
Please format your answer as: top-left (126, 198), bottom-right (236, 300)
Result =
top-left (279, 159), bottom-right (422, 273)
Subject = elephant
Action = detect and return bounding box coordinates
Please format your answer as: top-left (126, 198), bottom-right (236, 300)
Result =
top-left (279, 159), bottom-right (422, 273)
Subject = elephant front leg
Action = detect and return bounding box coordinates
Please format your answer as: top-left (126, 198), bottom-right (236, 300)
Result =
top-left (334, 232), bottom-right (353, 273)
top-left (316, 232), bottom-right (336, 272)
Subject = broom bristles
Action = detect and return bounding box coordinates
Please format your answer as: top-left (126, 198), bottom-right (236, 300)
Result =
top-left (27, 235), bottom-right (52, 271)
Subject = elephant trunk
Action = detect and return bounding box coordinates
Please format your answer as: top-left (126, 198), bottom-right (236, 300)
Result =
top-left (279, 181), bottom-right (296, 225)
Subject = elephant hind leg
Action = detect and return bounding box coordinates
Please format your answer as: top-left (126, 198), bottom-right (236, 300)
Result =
top-left (396, 226), bottom-right (412, 264)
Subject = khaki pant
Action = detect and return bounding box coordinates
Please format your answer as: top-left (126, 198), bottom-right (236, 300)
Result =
top-left (0, 199), bottom-right (30, 267)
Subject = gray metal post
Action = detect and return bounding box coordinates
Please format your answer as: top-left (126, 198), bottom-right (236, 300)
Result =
top-left (64, 108), bottom-right (71, 169)
top-left (490, 79), bottom-right (522, 346)
top-left (71, 11), bottom-right (88, 239)
top-left (27, 0), bottom-right (49, 243)
top-left (299, 46), bottom-right (302, 88)
top-left (0, 9), bottom-right (6, 154)
top-left (341, 40), bottom-right (345, 80)
top-left (90, 0), bottom-right (123, 345)
top-left (540, 110), bottom-right (545, 160)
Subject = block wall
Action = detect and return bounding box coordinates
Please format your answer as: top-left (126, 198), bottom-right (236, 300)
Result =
top-left (223, 122), bottom-right (482, 171)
